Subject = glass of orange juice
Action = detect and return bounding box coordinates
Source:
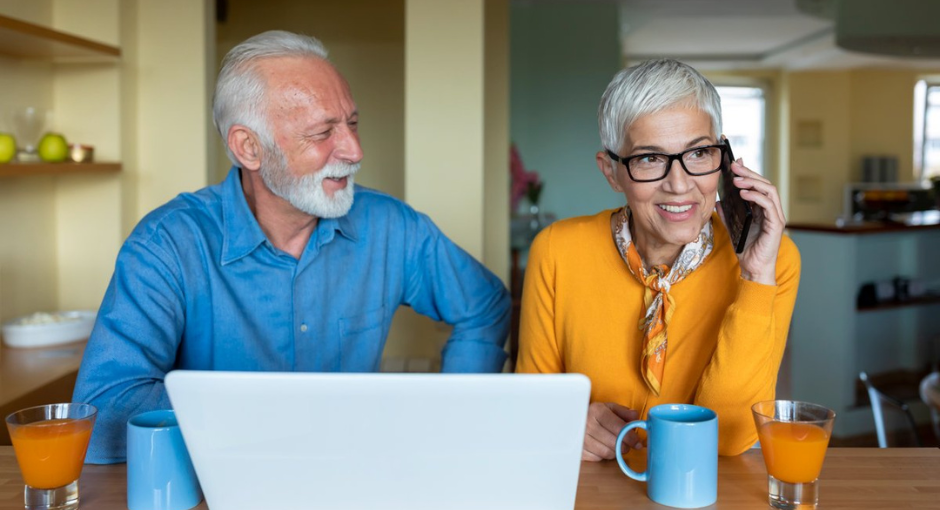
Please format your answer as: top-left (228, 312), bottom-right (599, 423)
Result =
top-left (5, 403), bottom-right (97, 510)
top-left (751, 400), bottom-right (835, 510)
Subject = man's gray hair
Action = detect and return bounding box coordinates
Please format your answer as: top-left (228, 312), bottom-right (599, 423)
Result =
top-left (213, 30), bottom-right (329, 165)
top-left (598, 59), bottom-right (722, 157)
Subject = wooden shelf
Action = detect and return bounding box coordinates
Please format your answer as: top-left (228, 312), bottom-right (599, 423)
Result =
top-left (0, 14), bottom-right (120, 60)
top-left (0, 162), bottom-right (121, 178)
top-left (857, 294), bottom-right (940, 312)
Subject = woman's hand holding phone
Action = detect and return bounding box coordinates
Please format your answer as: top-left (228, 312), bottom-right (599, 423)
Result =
top-left (717, 157), bottom-right (786, 286)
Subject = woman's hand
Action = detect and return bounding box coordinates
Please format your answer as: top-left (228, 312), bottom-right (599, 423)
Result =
top-left (717, 158), bottom-right (785, 286)
top-left (582, 402), bottom-right (644, 461)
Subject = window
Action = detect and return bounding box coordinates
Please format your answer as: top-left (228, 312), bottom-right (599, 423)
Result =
top-left (716, 86), bottom-right (765, 176)
top-left (914, 80), bottom-right (940, 185)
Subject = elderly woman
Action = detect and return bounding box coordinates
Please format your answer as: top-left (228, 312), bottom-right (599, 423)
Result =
top-left (516, 59), bottom-right (800, 459)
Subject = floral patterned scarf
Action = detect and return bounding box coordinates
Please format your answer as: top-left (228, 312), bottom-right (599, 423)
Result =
top-left (613, 207), bottom-right (714, 396)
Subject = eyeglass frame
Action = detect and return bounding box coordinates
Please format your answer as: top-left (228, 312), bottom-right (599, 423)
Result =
top-left (605, 144), bottom-right (729, 183)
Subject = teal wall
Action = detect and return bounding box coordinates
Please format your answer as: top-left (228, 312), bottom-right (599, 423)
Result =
top-left (510, 1), bottom-right (623, 221)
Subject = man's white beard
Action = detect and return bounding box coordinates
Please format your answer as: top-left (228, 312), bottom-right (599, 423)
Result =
top-left (260, 146), bottom-right (360, 219)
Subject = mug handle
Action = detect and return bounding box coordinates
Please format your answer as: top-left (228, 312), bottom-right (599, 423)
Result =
top-left (615, 421), bottom-right (648, 482)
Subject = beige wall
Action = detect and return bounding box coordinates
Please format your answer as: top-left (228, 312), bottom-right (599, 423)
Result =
top-left (848, 70), bottom-right (918, 183)
top-left (130, 1), bottom-right (213, 218)
top-left (712, 67), bottom-right (939, 224)
top-left (786, 68), bottom-right (939, 223)
top-left (787, 71), bottom-right (853, 223)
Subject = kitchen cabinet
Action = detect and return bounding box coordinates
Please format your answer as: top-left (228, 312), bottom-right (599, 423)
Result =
top-left (786, 222), bottom-right (940, 440)
top-left (0, 340), bottom-right (86, 446)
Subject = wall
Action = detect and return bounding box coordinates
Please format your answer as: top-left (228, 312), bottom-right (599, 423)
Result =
top-left (786, 71), bottom-right (853, 223)
top-left (510, 1), bottom-right (623, 221)
top-left (848, 70), bottom-right (918, 184)
top-left (786, 68), bottom-right (938, 224)
top-left (128, 1), bottom-right (214, 219)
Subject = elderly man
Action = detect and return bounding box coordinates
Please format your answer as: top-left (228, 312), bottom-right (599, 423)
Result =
top-left (73, 30), bottom-right (510, 463)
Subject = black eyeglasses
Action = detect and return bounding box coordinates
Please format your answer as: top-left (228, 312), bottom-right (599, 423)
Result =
top-left (606, 144), bottom-right (728, 183)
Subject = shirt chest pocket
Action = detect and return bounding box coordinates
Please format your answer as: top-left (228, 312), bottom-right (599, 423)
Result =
top-left (339, 306), bottom-right (387, 371)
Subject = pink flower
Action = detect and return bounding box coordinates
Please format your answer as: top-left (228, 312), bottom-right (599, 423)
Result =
top-left (510, 144), bottom-right (542, 210)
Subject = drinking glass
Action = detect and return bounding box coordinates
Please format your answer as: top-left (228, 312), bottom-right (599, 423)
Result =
top-left (751, 400), bottom-right (835, 510)
top-left (5, 403), bottom-right (97, 510)
top-left (12, 107), bottom-right (47, 161)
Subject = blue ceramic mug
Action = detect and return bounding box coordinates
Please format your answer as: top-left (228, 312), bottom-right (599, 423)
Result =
top-left (615, 404), bottom-right (718, 509)
top-left (127, 409), bottom-right (203, 510)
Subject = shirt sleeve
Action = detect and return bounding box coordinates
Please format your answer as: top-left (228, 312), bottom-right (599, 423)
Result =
top-left (72, 237), bottom-right (184, 464)
top-left (515, 225), bottom-right (564, 374)
top-left (693, 236), bottom-right (802, 456)
top-left (402, 211), bottom-right (510, 373)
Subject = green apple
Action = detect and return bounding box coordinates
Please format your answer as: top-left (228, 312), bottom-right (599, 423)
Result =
top-left (38, 132), bottom-right (68, 162)
top-left (0, 132), bottom-right (15, 164)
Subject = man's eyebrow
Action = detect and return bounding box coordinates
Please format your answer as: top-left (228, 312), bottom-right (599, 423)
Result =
top-left (313, 110), bottom-right (359, 127)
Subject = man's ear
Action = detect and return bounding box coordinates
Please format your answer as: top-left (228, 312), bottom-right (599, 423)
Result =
top-left (227, 125), bottom-right (263, 171)
top-left (596, 150), bottom-right (623, 193)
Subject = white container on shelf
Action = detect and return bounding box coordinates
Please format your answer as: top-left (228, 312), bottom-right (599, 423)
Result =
top-left (1, 310), bottom-right (97, 348)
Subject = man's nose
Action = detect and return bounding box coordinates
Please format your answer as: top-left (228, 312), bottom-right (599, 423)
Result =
top-left (335, 125), bottom-right (363, 164)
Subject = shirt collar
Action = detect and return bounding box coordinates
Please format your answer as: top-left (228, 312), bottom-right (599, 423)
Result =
top-left (220, 167), bottom-right (360, 265)
top-left (220, 167), bottom-right (267, 265)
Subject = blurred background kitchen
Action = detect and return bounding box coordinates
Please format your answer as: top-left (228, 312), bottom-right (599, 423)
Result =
top-left (1, 0), bottom-right (939, 447)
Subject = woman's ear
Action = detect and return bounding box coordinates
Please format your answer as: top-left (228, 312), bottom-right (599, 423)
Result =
top-left (227, 125), bottom-right (263, 171)
top-left (596, 150), bottom-right (624, 193)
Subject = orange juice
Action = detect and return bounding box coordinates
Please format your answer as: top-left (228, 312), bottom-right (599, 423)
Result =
top-left (9, 418), bottom-right (93, 489)
top-left (757, 421), bottom-right (830, 483)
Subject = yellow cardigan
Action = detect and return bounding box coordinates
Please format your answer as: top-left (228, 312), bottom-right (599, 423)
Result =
top-left (516, 209), bottom-right (801, 456)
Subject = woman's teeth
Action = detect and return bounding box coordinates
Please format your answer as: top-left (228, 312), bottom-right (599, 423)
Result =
top-left (659, 204), bottom-right (692, 213)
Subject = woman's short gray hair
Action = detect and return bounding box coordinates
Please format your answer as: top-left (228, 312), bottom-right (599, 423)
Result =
top-left (598, 59), bottom-right (722, 156)
top-left (213, 30), bottom-right (329, 165)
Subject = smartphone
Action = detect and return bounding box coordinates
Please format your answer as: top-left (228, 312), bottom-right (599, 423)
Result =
top-left (718, 139), bottom-right (752, 254)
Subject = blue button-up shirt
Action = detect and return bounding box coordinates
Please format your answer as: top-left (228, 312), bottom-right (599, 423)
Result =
top-left (74, 167), bottom-right (510, 463)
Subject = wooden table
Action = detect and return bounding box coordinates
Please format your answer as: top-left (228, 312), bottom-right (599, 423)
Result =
top-left (0, 447), bottom-right (938, 509)
top-left (0, 341), bottom-right (86, 445)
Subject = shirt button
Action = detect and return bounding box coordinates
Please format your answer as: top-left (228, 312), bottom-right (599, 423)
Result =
top-left (300, 324), bottom-right (308, 332)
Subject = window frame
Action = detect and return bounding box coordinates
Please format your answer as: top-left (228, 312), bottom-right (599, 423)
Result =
top-left (713, 81), bottom-right (771, 179)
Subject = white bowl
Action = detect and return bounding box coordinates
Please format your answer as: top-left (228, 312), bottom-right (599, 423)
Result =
top-left (2, 310), bottom-right (97, 348)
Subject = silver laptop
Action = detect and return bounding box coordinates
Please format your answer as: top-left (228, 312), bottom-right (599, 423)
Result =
top-left (165, 371), bottom-right (590, 510)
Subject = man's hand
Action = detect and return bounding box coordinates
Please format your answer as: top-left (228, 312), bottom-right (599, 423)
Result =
top-left (582, 402), bottom-right (643, 461)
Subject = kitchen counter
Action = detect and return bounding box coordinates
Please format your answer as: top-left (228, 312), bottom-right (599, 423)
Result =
top-left (786, 223), bottom-right (940, 440)
top-left (0, 340), bottom-right (86, 445)
top-left (788, 210), bottom-right (940, 234)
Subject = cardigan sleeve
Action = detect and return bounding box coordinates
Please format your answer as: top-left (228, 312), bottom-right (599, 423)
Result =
top-left (693, 235), bottom-right (801, 455)
top-left (516, 225), bottom-right (564, 374)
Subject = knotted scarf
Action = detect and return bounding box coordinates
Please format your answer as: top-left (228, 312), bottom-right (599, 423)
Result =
top-left (612, 207), bottom-right (714, 396)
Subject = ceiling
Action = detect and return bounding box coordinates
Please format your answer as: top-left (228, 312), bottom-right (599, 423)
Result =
top-left (618, 0), bottom-right (940, 70)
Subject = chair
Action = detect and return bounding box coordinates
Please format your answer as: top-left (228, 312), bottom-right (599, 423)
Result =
top-left (859, 371), bottom-right (922, 448)
top-left (920, 372), bottom-right (940, 444)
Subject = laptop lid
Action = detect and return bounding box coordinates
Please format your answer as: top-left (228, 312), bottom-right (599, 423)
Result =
top-left (165, 371), bottom-right (590, 510)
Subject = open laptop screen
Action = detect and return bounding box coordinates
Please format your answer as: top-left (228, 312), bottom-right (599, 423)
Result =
top-left (166, 371), bottom-right (590, 510)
